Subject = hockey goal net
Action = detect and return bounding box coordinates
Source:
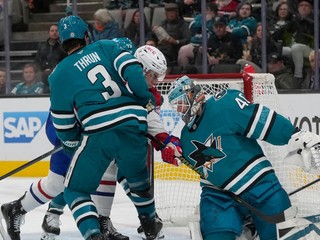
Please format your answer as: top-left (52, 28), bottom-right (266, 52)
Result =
top-left (153, 73), bottom-right (320, 225)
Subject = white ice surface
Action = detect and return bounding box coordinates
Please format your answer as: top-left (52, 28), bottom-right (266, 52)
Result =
top-left (0, 178), bottom-right (191, 240)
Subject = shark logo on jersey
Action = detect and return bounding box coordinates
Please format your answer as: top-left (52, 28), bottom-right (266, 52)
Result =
top-left (189, 134), bottom-right (226, 176)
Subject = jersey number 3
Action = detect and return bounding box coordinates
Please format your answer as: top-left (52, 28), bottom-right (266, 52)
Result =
top-left (87, 64), bottom-right (121, 100)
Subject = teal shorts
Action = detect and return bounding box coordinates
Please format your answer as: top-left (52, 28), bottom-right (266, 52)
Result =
top-left (200, 178), bottom-right (291, 240)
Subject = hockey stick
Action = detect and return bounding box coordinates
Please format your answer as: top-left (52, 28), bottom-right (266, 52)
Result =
top-left (0, 146), bottom-right (63, 181)
top-left (289, 177), bottom-right (320, 196)
top-left (146, 134), bottom-right (296, 224)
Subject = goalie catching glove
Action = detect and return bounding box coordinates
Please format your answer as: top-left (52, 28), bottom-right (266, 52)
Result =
top-left (151, 133), bottom-right (182, 166)
top-left (285, 130), bottom-right (320, 174)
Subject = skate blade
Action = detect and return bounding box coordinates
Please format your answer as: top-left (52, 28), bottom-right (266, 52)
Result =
top-left (0, 210), bottom-right (10, 240)
top-left (139, 230), bottom-right (165, 240)
top-left (40, 232), bottom-right (58, 240)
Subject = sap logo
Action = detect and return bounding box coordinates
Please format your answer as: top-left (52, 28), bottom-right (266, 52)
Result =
top-left (160, 109), bottom-right (181, 135)
top-left (4, 112), bottom-right (48, 143)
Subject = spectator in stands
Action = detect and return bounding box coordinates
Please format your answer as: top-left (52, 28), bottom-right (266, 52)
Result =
top-left (214, 0), bottom-right (239, 19)
top-left (0, 1), bottom-right (3, 48)
top-left (28, 0), bottom-right (50, 13)
top-left (267, 52), bottom-right (298, 89)
top-left (207, 16), bottom-right (242, 68)
top-left (226, 2), bottom-right (257, 44)
top-left (301, 49), bottom-right (320, 89)
top-left (145, 38), bottom-right (158, 47)
top-left (10, 0), bottom-right (28, 32)
top-left (287, 0), bottom-right (317, 85)
top-left (0, 68), bottom-right (6, 94)
top-left (177, 0), bottom-right (201, 18)
top-left (35, 24), bottom-right (67, 93)
top-left (124, 9), bottom-right (152, 47)
top-left (236, 23), bottom-right (279, 73)
top-left (177, 2), bottom-right (218, 67)
top-left (106, 0), bottom-right (147, 9)
top-left (152, 2), bottom-right (191, 68)
top-left (92, 8), bottom-right (123, 42)
top-left (269, 2), bottom-right (294, 58)
top-left (11, 63), bottom-right (44, 95)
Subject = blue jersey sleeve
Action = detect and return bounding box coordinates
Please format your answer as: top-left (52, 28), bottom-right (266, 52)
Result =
top-left (45, 112), bottom-right (61, 147)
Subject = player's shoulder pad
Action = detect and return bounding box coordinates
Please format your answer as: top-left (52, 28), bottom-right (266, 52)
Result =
top-left (214, 89), bottom-right (241, 100)
top-left (214, 89), bottom-right (227, 100)
top-left (94, 39), bottom-right (116, 51)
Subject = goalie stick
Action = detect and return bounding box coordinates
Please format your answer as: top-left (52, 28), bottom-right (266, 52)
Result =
top-left (0, 146), bottom-right (62, 181)
top-left (289, 177), bottom-right (320, 196)
top-left (146, 134), bottom-right (296, 224)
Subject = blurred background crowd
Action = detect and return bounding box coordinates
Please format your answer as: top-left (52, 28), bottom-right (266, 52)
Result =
top-left (0, 0), bottom-right (319, 95)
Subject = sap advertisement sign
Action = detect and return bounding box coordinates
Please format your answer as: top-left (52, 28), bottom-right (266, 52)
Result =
top-left (0, 97), bottom-right (52, 161)
top-left (4, 111), bottom-right (48, 143)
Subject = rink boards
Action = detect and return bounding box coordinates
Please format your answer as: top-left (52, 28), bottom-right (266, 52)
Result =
top-left (0, 93), bottom-right (319, 177)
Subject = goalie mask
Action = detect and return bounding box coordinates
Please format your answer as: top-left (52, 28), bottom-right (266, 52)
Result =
top-left (134, 45), bottom-right (167, 81)
top-left (168, 76), bottom-right (205, 128)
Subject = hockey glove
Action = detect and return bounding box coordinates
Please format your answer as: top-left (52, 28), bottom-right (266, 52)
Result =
top-left (288, 130), bottom-right (320, 152)
top-left (285, 130), bottom-right (320, 173)
top-left (161, 135), bottom-right (182, 166)
top-left (301, 143), bottom-right (320, 173)
top-left (145, 99), bottom-right (155, 113)
top-left (62, 140), bottom-right (79, 155)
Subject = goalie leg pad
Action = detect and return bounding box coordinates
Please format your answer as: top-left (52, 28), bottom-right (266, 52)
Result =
top-left (188, 221), bottom-right (203, 240)
top-left (277, 214), bottom-right (320, 239)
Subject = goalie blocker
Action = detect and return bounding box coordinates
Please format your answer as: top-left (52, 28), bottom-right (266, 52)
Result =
top-left (285, 130), bottom-right (320, 174)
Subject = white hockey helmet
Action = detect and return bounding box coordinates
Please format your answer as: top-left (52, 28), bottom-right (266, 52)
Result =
top-left (134, 45), bottom-right (167, 81)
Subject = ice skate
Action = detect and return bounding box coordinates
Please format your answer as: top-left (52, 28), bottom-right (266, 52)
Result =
top-left (1, 194), bottom-right (27, 240)
top-left (89, 233), bottom-right (107, 240)
top-left (138, 214), bottom-right (163, 240)
top-left (99, 215), bottom-right (129, 240)
top-left (40, 208), bottom-right (63, 240)
top-left (137, 214), bottom-right (164, 240)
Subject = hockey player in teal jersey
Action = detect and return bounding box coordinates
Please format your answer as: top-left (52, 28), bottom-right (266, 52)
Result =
top-left (167, 75), bottom-right (320, 240)
top-left (49, 15), bottom-right (161, 240)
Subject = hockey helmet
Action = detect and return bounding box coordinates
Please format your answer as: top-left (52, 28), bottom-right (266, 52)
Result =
top-left (58, 15), bottom-right (90, 44)
top-left (112, 37), bottom-right (137, 55)
top-left (134, 45), bottom-right (167, 81)
top-left (168, 75), bottom-right (205, 128)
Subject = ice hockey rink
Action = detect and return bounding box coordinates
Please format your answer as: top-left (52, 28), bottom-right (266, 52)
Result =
top-left (0, 178), bottom-right (191, 240)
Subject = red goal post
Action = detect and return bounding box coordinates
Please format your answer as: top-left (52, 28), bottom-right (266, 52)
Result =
top-left (152, 73), bottom-right (320, 225)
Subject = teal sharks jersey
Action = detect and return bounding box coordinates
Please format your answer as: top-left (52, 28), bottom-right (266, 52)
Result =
top-left (49, 40), bottom-right (154, 143)
top-left (180, 89), bottom-right (295, 195)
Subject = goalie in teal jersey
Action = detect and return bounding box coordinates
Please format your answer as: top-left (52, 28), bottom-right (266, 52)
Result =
top-left (168, 75), bottom-right (320, 240)
top-left (48, 15), bottom-right (161, 240)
